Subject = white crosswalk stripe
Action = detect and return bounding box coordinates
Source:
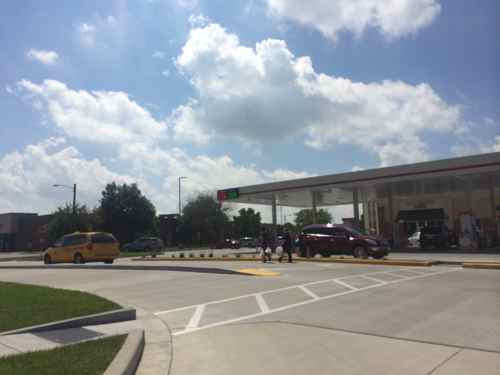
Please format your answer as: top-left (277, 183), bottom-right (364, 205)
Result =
top-left (155, 267), bottom-right (460, 336)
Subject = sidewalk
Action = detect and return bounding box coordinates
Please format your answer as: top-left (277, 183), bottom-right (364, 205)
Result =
top-left (0, 315), bottom-right (172, 374)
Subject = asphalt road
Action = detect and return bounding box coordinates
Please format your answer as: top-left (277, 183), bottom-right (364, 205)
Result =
top-left (1, 259), bottom-right (499, 374)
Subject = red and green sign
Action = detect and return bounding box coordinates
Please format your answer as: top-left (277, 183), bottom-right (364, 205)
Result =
top-left (217, 188), bottom-right (240, 201)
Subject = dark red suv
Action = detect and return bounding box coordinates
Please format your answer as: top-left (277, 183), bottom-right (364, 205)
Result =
top-left (298, 224), bottom-right (390, 259)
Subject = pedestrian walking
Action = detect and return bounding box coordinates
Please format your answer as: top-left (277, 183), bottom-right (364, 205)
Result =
top-left (259, 228), bottom-right (272, 263)
top-left (279, 228), bottom-right (293, 263)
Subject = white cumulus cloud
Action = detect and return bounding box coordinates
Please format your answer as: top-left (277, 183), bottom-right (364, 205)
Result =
top-left (0, 138), bottom-right (137, 213)
top-left (266, 0), bottom-right (441, 42)
top-left (26, 49), bottom-right (59, 65)
top-left (173, 23), bottom-right (460, 166)
top-left (17, 79), bottom-right (167, 146)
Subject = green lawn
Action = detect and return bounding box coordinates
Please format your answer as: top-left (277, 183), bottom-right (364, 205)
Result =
top-left (0, 334), bottom-right (126, 375)
top-left (0, 282), bottom-right (121, 333)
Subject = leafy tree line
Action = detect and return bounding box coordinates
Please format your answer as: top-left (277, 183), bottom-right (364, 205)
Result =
top-left (48, 182), bottom-right (157, 244)
top-left (48, 182), bottom-right (333, 246)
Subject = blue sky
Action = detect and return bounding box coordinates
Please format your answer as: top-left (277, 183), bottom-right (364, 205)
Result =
top-left (1, 0), bottom-right (499, 216)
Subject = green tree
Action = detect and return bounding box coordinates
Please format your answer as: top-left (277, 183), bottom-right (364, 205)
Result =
top-left (179, 193), bottom-right (228, 245)
top-left (233, 208), bottom-right (261, 238)
top-left (47, 204), bottom-right (93, 242)
top-left (294, 208), bottom-right (332, 229)
top-left (100, 182), bottom-right (157, 243)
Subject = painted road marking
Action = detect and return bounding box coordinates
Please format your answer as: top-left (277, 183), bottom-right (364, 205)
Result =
top-left (256, 294), bottom-right (270, 313)
top-left (185, 305), bottom-right (205, 331)
top-left (171, 267), bottom-right (459, 336)
top-left (332, 279), bottom-right (359, 290)
top-left (155, 268), bottom-right (413, 316)
top-left (299, 285), bottom-right (319, 300)
top-left (155, 267), bottom-right (460, 336)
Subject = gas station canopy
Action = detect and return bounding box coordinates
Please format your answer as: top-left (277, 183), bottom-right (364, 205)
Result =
top-left (217, 152), bottom-right (500, 208)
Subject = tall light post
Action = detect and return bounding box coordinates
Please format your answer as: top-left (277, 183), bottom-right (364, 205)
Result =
top-left (53, 183), bottom-right (77, 215)
top-left (178, 176), bottom-right (187, 216)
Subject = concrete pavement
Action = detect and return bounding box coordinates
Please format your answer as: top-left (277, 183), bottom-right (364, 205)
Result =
top-left (1, 258), bottom-right (499, 374)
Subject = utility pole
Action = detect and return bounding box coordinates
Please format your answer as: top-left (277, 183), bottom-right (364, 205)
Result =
top-left (73, 183), bottom-right (77, 216)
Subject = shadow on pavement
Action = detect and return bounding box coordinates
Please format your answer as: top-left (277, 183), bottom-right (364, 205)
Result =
top-left (0, 264), bottom-right (250, 276)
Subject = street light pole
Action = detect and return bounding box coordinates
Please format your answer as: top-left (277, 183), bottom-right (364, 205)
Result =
top-left (53, 183), bottom-right (77, 231)
top-left (178, 176), bottom-right (187, 216)
top-left (72, 183), bottom-right (77, 216)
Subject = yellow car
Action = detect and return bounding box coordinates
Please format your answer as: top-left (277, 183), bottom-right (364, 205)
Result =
top-left (43, 232), bottom-right (120, 265)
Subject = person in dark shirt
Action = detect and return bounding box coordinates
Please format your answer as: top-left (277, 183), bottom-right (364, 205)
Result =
top-left (279, 228), bottom-right (293, 263)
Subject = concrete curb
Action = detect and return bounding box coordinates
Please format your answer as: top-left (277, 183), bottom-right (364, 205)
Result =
top-left (1, 308), bottom-right (136, 336)
top-left (463, 262), bottom-right (500, 270)
top-left (133, 256), bottom-right (433, 267)
top-left (104, 330), bottom-right (144, 375)
top-left (132, 256), bottom-right (257, 262)
top-left (296, 258), bottom-right (434, 267)
top-left (0, 255), bottom-right (42, 262)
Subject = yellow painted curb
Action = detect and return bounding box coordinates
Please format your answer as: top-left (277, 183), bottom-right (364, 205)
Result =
top-left (236, 268), bottom-right (281, 276)
top-left (296, 257), bottom-right (433, 267)
top-left (131, 256), bottom-right (433, 266)
top-left (463, 262), bottom-right (500, 270)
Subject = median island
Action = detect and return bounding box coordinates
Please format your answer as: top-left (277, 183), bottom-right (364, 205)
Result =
top-left (0, 281), bottom-right (120, 333)
top-left (0, 282), bottom-right (125, 375)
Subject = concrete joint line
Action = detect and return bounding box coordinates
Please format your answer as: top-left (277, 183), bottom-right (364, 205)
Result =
top-left (186, 305), bottom-right (205, 331)
top-left (298, 285), bottom-right (319, 300)
top-left (255, 294), bottom-right (270, 313)
top-left (426, 349), bottom-right (462, 375)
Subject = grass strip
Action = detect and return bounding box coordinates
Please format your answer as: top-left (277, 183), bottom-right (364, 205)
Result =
top-left (0, 334), bottom-right (126, 375)
top-left (0, 282), bottom-right (120, 332)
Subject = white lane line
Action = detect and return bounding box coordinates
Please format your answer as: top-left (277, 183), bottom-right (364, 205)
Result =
top-left (154, 268), bottom-right (436, 316)
top-left (332, 279), bottom-right (358, 290)
top-left (172, 268), bottom-right (459, 336)
top-left (382, 271), bottom-right (408, 279)
top-left (360, 275), bottom-right (387, 284)
top-left (185, 305), bottom-right (205, 331)
top-left (299, 285), bottom-right (319, 300)
top-left (255, 294), bottom-right (270, 313)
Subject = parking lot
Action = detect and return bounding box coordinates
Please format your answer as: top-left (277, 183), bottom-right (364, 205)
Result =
top-left (1, 259), bottom-right (499, 374)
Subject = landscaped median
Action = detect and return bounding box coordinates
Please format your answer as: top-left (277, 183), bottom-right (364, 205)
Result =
top-left (0, 334), bottom-right (127, 375)
top-left (0, 282), bottom-right (121, 333)
top-left (0, 282), bottom-right (141, 375)
top-left (132, 254), bottom-right (434, 267)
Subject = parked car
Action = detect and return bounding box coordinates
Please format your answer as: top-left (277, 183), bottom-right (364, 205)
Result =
top-left (239, 237), bottom-right (257, 248)
top-left (419, 226), bottom-right (450, 249)
top-left (298, 224), bottom-right (390, 259)
top-left (407, 231), bottom-right (421, 248)
top-left (122, 237), bottom-right (164, 252)
top-left (43, 232), bottom-right (119, 264)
